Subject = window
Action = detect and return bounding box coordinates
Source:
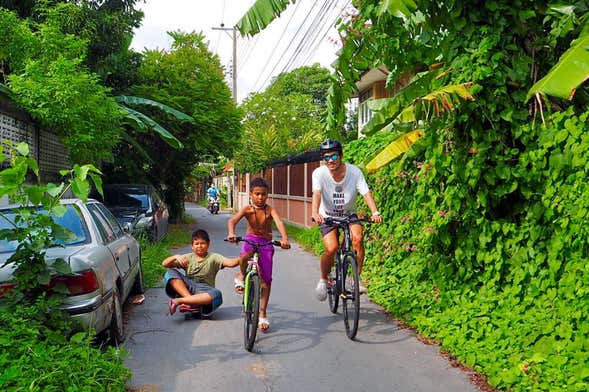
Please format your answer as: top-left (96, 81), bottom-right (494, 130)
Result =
top-left (95, 204), bottom-right (123, 238)
top-left (87, 204), bottom-right (116, 243)
top-left (0, 205), bottom-right (89, 253)
top-left (358, 88), bottom-right (374, 129)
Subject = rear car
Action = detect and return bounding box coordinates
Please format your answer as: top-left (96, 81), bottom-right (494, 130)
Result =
top-left (0, 199), bottom-right (144, 342)
top-left (92, 184), bottom-right (169, 241)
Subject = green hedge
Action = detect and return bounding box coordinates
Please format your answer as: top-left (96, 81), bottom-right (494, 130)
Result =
top-left (343, 109), bottom-right (589, 391)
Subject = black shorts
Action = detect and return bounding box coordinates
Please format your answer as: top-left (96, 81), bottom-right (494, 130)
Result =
top-left (319, 214), bottom-right (361, 237)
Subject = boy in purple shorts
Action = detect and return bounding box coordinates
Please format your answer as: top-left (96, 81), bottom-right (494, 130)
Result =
top-left (162, 229), bottom-right (246, 316)
top-left (227, 177), bottom-right (290, 331)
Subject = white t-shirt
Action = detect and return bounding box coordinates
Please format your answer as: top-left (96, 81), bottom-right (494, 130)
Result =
top-left (312, 163), bottom-right (370, 217)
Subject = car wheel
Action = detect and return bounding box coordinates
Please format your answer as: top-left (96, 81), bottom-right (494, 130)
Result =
top-left (108, 285), bottom-right (125, 345)
top-left (131, 259), bottom-right (145, 295)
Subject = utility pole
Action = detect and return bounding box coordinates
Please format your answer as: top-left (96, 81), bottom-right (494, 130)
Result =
top-left (211, 25), bottom-right (238, 211)
top-left (212, 25), bottom-right (237, 102)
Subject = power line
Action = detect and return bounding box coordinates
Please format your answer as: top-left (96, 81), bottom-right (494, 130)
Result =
top-left (299, 0), bottom-right (350, 67)
top-left (279, 0), bottom-right (333, 73)
top-left (250, 0), bottom-right (305, 91)
top-left (254, 0), bottom-right (326, 92)
top-left (286, 0), bottom-right (338, 71)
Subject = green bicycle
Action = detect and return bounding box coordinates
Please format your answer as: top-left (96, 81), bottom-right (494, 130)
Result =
top-left (229, 237), bottom-right (281, 352)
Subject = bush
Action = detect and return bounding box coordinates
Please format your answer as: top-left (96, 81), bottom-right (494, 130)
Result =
top-left (0, 300), bottom-right (130, 391)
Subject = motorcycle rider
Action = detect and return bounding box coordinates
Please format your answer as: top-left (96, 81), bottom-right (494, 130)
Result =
top-left (206, 183), bottom-right (220, 213)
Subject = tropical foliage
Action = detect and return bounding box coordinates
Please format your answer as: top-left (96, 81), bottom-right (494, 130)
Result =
top-left (103, 31), bottom-right (242, 219)
top-left (0, 142), bottom-right (130, 390)
top-left (234, 64), bottom-right (331, 173)
top-left (239, 0), bottom-right (589, 390)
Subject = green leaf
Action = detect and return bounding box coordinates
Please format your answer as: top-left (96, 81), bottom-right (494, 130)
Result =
top-left (88, 173), bottom-right (103, 199)
top-left (15, 142), bottom-right (29, 157)
top-left (51, 204), bottom-right (67, 217)
top-left (116, 96), bottom-right (194, 123)
top-left (37, 270), bottom-right (51, 285)
top-left (526, 34), bottom-right (589, 100)
top-left (366, 129), bottom-right (425, 173)
top-left (120, 106), bottom-right (184, 149)
top-left (236, 0), bottom-right (295, 36)
top-left (46, 183), bottom-right (65, 197)
top-left (52, 258), bottom-right (71, 274)
top-left (378, 0), bottom-right (418, 18)
top-left (70, 178), bottom-right (89, 199)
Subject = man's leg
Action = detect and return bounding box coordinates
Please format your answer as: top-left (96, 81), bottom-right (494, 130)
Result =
top-left (350, 224), bottom-right (365, 274)
top-left (350, 224), bottom-right (367, 293)
top-left (317, 230), bottom-right (338, 301)
top-left (320, 230), bottom-right (338, 280)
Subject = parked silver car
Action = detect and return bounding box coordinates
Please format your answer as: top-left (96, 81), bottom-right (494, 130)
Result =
top-left (0, 199), bottom-right (143, 342)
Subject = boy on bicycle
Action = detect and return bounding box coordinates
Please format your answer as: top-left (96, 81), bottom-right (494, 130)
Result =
top-left (163, 229), bottom-right (246, 316)
top-left (227, 177), bottom-right (290, 331)
top-left (311, 138), bottom-right (382, 301)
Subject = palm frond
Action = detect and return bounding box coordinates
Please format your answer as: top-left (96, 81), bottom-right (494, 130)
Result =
top-left (236, 0), bottom-right (295, 36)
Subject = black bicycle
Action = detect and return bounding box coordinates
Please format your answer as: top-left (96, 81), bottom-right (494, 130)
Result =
top-left (226, 237), bottom-right (282, 352)
top-left (323, 215), bottom-right (372, 340)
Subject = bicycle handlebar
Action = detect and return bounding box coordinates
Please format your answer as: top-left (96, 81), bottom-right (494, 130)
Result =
top-left (224, 237), bottom-right (283, 248)
top-left (317, 215), bottom-right (374, 226)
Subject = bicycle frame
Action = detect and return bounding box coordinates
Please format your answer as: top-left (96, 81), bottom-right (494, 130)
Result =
top-left (243, 252), bottom-right (259, 310)
top-left (324, 215), bottom-right (372, 340)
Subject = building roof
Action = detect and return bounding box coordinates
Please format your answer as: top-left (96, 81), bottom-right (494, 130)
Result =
top-left (352, 66), bottom-right (390, 97)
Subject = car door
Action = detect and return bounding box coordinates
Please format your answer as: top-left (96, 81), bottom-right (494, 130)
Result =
top-left (87, 203), bottom-right (132, 291)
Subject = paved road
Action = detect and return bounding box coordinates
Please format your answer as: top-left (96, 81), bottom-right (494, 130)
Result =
top-left (125, 203), bottom-right (478, 392)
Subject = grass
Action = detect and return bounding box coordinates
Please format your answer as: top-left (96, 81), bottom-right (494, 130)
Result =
top-left (284, 222), bottom-right (323, 255)
top-left (140, 215), bottom-right (198, 288)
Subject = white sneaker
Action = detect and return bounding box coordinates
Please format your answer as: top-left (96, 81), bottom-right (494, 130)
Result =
top-left (359, 283), bottom-right (368, 294)
top-left (315, 280), bottom-right (327, 301)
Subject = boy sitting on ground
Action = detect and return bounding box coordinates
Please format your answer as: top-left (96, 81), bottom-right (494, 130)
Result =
top-left (163, 229), bottom-right (245, 316)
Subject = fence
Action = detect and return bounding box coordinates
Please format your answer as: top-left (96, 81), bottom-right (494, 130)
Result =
top-left (0, 96), bottom-right (69, 182)
top-left (236, 160), bottom-right (321, 228)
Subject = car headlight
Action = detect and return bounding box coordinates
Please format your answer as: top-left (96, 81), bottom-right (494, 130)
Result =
top-left (135, 215), bottom-right (154, 229)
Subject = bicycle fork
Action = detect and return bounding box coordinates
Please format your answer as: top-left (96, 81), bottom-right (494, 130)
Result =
top-left (243, 255), bottom-right (258, 308)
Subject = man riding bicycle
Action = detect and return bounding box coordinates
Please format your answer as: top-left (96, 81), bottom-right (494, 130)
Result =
top-left (311, 139), bottom-right (382, 301)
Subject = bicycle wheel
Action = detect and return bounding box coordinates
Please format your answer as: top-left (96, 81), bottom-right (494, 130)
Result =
top-left (342, 253), bottom-right (360, 340)
top-left (327, 261), bottom-right (339, 314)
top-left (244, 273), bottom-right (261, 352)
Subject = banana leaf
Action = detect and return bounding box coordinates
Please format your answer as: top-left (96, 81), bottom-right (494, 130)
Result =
top-left (365, 129), bottom-right (424, 173)
top-left (115, 96), bottom-right (194, 123)
top-left (378, 0), bottom-right (418, 18)
top-left (236, 0), bottom-right (294, 36)
top-left (120, 106), bottom-right (183, 149)
top-left (361, 67), bottom-right (452, 135)
top-left (526, 33), bottom-right (589, 100)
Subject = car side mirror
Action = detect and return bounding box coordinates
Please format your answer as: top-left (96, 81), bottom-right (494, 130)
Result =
top-left (122, 222), bottom-right (133, 233)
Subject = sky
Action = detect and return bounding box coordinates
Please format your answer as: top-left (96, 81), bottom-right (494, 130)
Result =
top-left (131, 0), bottom-right (352, 102)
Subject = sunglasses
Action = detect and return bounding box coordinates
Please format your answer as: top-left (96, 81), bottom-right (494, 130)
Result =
top-left (323, 153), bottom-right (339, 162)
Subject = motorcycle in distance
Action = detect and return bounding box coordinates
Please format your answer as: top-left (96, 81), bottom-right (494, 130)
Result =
top-left (207, 195), bottom-right (220, 214)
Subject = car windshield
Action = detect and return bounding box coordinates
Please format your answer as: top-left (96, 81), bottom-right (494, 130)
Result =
top-left (102, 188), bottom-right (149, 210)
top-left (0, 205), bottom-right (89, 253)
